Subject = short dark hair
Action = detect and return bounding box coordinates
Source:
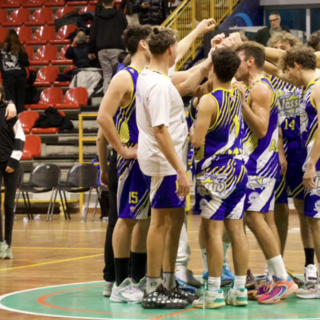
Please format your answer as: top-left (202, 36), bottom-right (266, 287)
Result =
top-left (122, 25), bottom-right (152, 56)
top-left (148, 27), bottom-right (177, 55)
top-left (0, 84), bottom-right (6, 103)
top-left (117, 51), bottom-right (129, 64)
top-left (269, 11), bottom-right (280, 17)
top-left (307, 31), bottom-right (320, 52)
top-left (101, 0), bottom-right (113, 6)
top-left (279, 46), bottom-right (316, 72)
top-left (235, 41), bottom-right (265, 69)
top-left (211, 48), bottom-right (241, 83)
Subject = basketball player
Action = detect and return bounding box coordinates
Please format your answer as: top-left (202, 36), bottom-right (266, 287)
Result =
top-left (136, 27), bottom-right (200, 309)
top-left (190, 47), bottom-right (249, 308)
top-left (234, 42), bottom-right (297, 304)
top-left (280, 46), bottom-right (320, 298)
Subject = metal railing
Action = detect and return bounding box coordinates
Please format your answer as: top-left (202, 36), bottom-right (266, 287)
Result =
top-left (162, 0), bottom-right (240, 70)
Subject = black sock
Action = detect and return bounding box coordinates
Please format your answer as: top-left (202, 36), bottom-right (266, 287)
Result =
top-left (131, 252), bottom-right (147, 284)
top-left (304, 248), bottom-right (315, 267)
top-left (114, 258), bottom-right (130, 286)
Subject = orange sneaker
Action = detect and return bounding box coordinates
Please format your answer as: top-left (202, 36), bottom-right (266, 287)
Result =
top-left (258, 275), bottom-right (298, 304)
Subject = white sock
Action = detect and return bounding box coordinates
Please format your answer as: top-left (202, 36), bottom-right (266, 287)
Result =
top-left (201, 249), bottom-right (208, 272)
top-left (223, 242), bottom-right (231, 263)
top-left (233, 276), bottom-right (246, 289)
top-left (208, 277), bottom-right (221, 291)
top-left (163, 272), bottom-right (176, 291)
top-left (267, 255), bottom-right (288, 280)
top-left (146, 277), bottom-right (162, 294)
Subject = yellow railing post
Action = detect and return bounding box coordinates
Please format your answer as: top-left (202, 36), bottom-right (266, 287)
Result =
top-left (210, 0), bottom-right (215, 21)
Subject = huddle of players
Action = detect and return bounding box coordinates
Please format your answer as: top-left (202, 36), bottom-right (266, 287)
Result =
top-left (98, 22), bottom-right (320, 310)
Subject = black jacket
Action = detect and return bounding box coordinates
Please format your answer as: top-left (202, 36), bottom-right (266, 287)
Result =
top-left (255, 26), bottom-right (290, 46)
top-left (136, 0), bottom-right (168, 25)
top-left (0, 46), bottom-right (29, 79)
top-left (65, 42), bottom-right (100, 69)
top-left (89, 8), bottom-right (128, 54)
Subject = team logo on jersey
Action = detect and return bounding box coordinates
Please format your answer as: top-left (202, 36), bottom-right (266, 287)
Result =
top-left (247, 178), bottom-right (269, 190)
top-left (130, 206), bottom-right (136, 212)
top-left (248, 192), bottom-right (259, 203)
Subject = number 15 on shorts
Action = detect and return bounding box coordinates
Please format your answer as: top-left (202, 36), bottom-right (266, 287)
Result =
top-left (129, 192), bottom-right (138, 204)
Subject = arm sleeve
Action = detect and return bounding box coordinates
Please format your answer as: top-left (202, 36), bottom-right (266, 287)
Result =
top-left (88, 17), bottom-right (97, 54)
top-left (65, 46), bottom-right (75, 60)
top-left (7, 118), bottom-right (25, 169)
top-left (148, 82), bottom-right (171, 128)
top-left (18, 52), bottom-right (30, 67)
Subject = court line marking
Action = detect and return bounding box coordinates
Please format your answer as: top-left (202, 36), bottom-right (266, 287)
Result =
top-left (0, 254), bottom-right (104, 272)
top-left (0, 281), bottom-right (317, 320)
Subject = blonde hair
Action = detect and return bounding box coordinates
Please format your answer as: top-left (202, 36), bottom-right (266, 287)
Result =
top-left (269, 31), bottom-right (301, 48)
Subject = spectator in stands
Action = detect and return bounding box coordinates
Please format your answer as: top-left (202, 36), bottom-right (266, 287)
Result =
top-left (255, 11), bottom-right (290, 47)
top-left (65, 28), bottom-right (100, 69)
top-left (89, 0), bottom-right (128, 92)
top-left (136, 0), bottom-right (169, 25)
top-left (0, 30), bottom-right (29, 114)
top-left (0, 84), bottom-right (25, 259)
top-left (308, 30), bottom-right (320, 52)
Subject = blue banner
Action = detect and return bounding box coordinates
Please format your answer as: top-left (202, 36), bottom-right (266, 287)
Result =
top-left (219, 0), bottom-right (263, 29)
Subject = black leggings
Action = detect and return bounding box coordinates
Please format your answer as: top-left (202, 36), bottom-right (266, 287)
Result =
top-left (3, 76), bottom-right (27, 114)
top-left (0, 162), bottom-right (20, 246)
top-left (103, 150), bottom-right (118, 282)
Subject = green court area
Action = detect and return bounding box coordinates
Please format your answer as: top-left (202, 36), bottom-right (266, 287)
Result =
top-left (1, 280), bottom-right (320, 320)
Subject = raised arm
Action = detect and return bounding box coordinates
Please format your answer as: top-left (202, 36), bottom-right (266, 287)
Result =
top-left (263, 61), bottom-right (293, 85)
top-left (97, 71), bottom-right (135, 159)
top-left (190, 94), bottom-right (217, 148)
top-left (304, 82), bottom-right (320, 189)
top-left (265, 47), bottom-right (285, 65)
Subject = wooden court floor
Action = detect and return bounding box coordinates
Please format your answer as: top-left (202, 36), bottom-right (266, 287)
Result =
top-left (0, 212), bottom-right (314, 320)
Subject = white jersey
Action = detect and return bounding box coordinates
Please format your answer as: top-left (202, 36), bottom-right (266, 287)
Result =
top-left (136, 68), bottom-right (188, 177)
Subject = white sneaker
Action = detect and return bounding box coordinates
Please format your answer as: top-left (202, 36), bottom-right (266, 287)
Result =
top-left (103, 281), bottom-right (114, 297)
top-left (110, 278), bottom-right (143, 304)
top-left (133, 276), bottom-right (146, 292)
top-left (176, 266), bottom-right (201, 288)
top-left (0, 241), bottom-right (7, 259)
top-left (193, 289), bottom-right (225, 309)
top-left (226, 288), bottom-right (248, 306)
top-left (296, 282), bottom-right (320, 299)
top-left (304, 264), bottom-right (318, 283)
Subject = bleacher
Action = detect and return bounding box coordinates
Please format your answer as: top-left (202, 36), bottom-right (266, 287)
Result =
top-left (0, 0), bottom-right (121, 215)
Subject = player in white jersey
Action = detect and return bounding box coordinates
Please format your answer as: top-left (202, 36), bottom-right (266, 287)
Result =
top-left (136, 27), bottom-right (198, 309)
top-left (280, 46), bottom-right (320, 299)
top-left (234, 42), bottom-right (297, 304)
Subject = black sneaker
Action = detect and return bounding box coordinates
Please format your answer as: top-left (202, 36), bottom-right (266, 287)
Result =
top-left (141, 284), bottom-right (188, 309)
top-left (169, 281), bottom-right (197, 303)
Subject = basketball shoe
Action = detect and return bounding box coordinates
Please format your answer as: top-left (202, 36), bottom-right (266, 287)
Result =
top-left (193, 289), bottom-right (225, 309)
top-left (296, 282), bottom-right (320, 299)
top-left (248, 278), bottom-right (273, 301)
top-left (258, 275), bottom-right (298, 304)
top-left (110, 278), bottom-right (143, 303)
top-left (103, 281), bottom-right (114, 297)
top-left (0, 241), bottom-right (7, 259)
top-left (304, 264), bottom-right (318, 283)
top-left (221, 263), bottom-right (235, 286)
top-left (245, 269), bottom-right (256, 289)
top-left (226, 286), bottom-right (248, 307)
top-left (175, 266), bottom-right (201, 288)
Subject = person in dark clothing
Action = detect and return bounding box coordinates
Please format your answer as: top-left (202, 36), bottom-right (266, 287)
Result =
top-left (255, 11), bottom-right (290, 47)
top-left (0, 84), bottom-right (25, 259)
top-left (0, 30), bottom-right (29, 114)
top-left (89, 0), bottom-right (128, 93)
top-left (136, 0), bottom-right (169, 25)
top-left (65, 28), bottom-right (100, 69)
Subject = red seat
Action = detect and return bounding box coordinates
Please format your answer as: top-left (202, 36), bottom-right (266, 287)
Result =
top-left (26, 26), bottom-right (55, 45)
top-left (25, 8), bottom-right (53, 26)
top-left (24, 45), bottom-right (34, 59)
top-left (2, 0), bottom-right (28, 8)
top-left (34, 65), bottom-right (59, 87)
top-left (29, 87), bottom-right (63, 109)
top-left (52, 45), bottom-right (73, 65)
top-left (30, 45), bottom-right (57, 65)
top-left (19, 110), bottom-right (39, 134)
top-left (67, 0), bottom-right (87, 6)
top-left (22, 0), bottom-right (46, 7)
top-left (56, 87), bottom-right (87, 109)
top-left (63, 65), bottom-right (76, 73)
top-left (31, 110), bottom-right (64, 134)
top-left (44, 0), bottom-right (65, 6)
top-left (21, 135), bottom-right (41, 160)
top-left (0, 27), bottom-right (8, 42)
top-left (78, 5), bottom-right (95, 14)
top-left (0, 9), bottom-right (8, 25)
top-left (49, 25), bottom-right (77, 45)
top-left (15, 26), bottom-right (32, 44)
top-left (53, 6), bottom-right (75, 20)
top-left (2, 8), bottom-right (30, 27)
